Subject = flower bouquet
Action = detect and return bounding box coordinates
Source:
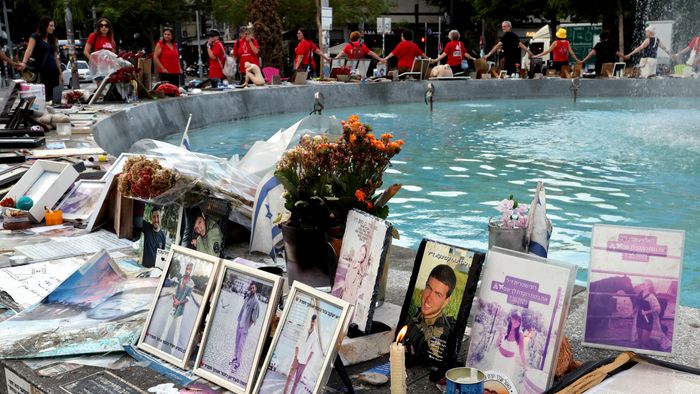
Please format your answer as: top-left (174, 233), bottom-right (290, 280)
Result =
top-left (117, 155), bottom-right (204, 206)
top-left (488, 194), bottom-right (529, 252)
top-left (275, 115), bottom-right (403, 234)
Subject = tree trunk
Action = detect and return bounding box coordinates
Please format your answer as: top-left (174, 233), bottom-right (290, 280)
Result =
top-left (249, 0), bottom-right (285, 72)
top-left (618, 0), bottom-right (625, 55)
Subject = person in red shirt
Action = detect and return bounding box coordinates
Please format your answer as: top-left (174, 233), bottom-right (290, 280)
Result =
top-left (335, 31), bottom-right (383, 62)
top-left (294, 28), bottom-right (330, 79)
top-left (383, 30), bottom-right (430, 78)
top-left (154, 27), bottom-right (182, 86)
top-left (206, 29), bottom-right (225, 87)
top-left (233, 25), bottom-right (259, 76)
top-left (83, 17), bottom-right (116, 61)
top-left (532, 28), bottom-right (580, 71)
top-left (433, 30), bottom-right (478, 75)
top-left (673, 33), bottom-right (700, 71)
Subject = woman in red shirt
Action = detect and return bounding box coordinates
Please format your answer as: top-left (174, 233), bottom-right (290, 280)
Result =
top-left (532, 28), bottom-right (579, 71)
top-left (206, 29), bottom-right (225, 86)
top-left (433, 30), bottom-right (478, 75)
top-left (154, 27), bottom-right (182, 87)
top-left (294, 28), bottom-right (330, 79)
top-left (335, 31), bottom-right (383, 62)
top-left (83, 17), bottom-right (116, 61)
top-left (383, 30), bottom-right (430, 77)
top-left (233, 25), bottom-right (260, 76)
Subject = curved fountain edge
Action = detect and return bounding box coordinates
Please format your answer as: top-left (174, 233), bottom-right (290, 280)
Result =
top-left (93, 78), bottom-right (700, 155)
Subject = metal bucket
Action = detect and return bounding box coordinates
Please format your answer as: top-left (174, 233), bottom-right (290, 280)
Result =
top-left (446, 367), bottom-right (485, 394)
top-left (488, 221), bottom-right (528, 252)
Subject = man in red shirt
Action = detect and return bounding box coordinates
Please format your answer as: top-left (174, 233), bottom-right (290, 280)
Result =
top-left (383, 30), bottom-right (430, 78)
top-left (233, 26), bottom-right (260, 77)
top-left (206, 29), bottom-right (225, 87)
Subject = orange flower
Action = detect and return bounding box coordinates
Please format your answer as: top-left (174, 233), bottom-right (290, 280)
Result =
top-left (381, 133), bottom-right (393, 140)
top-left (349, 134), bottom-right (357, 143)
top-left (355, 189), bottom-right (366, 202)
top-left (373, 140), bottom-right (386, 151)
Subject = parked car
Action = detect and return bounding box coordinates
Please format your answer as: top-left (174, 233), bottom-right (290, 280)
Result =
top-left (62, 60), bottom-right (92, 86)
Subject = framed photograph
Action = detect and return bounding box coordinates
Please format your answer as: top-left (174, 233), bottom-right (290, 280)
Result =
top-left (331, 209), bottom-right (392, 333)
top-left (398, 239), bottom-right (485, 373)
top-left (85, 173), bottom-right (118, 232)
top-left (613, 62), bottom-right (627, 78)
top-left (6, 160), bottom-right (79, 222)
top-left (100, 153), bottom-right (137, 182)
top-left (0, 163), bottom-right (29, 188)
top-left (137, 245), bottom-right (220, 368)
top-left (194, 258), bottom-right (284, 393)
top-left (254, 282), bottom-right (351, 394)
top-left (177, 202), bottom-right (226, 258)
top-left (466, 248), bottom-right (576, 393)
top-left (139, 203), bottom-right (180, 269)
top-left (583, 225), bottom-right (684, 356)
top-left (55, 180), bottom-right (106, 221)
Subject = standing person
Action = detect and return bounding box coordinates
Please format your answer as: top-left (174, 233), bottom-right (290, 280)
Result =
top-left (83, 17), bottom-right (117, 60)
top-left (233, 25), bottom-right (259, 79)
top-left (532, 28), bottom-right (580, 71)
top-left (495, 311), bottom-right (528, 384)
top-left (294, 28), bottom-right (330, 79)
top-left (206, 29), bottom-right (225, 87)
top-left (160, 262), bottom-right (194, 353)
top-left (154, 27), bottom-right (182, 87)
top-left (383, 30), bottom-right (430, 77)
top-left (483, 21), bottom-right (533, 75)
top-left (672, 32), bottom-right (700, 72)
top-left (578, 31), bottom-right (622, 77)
top-left (141, 207), bottom-right (166, 269)
top-left (335, 31), bottom-right (383, 62)
top-left (624, 26), bottom-right (672, 78)
top-left (17, 16), bottom-right (62, 102)
top-left (283, 314), bottom-right (319, 394)
top-left (633, 280), bottom-right (662, 349)
top-left (432, 30), bottom-right (478, 75)
top-left (230, 281), bottom-right (260, 372)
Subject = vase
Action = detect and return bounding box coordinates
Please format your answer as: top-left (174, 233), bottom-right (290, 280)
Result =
top-left (488, 221), bottom-right (528, 253)
top-left (281, 222), bottom-right (338, 288)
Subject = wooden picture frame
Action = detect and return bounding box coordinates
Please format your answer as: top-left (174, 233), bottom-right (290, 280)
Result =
top-left (194, 258), bottom-right (284, 393)
top-left (137, 246), bottom-right (220, 368)
top-left (254, 282), bottom-right (351, 394)
top-left (397, 239), bottom-right (485, 372)
top-left (5, 160), bottom-right (79, 222)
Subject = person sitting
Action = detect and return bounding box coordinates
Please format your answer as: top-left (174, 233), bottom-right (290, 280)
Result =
top-left (242, 61), bottom-right (265, 87)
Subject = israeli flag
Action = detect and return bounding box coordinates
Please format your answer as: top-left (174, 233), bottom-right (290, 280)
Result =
top-left (249, 170), bottom-right (285, 259)
top-left (180, 114), bottom-right (192, 151)
top-left (527, 181), bottom-right (552, 257)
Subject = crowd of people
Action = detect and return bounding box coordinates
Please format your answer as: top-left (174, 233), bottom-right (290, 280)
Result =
top-left (5, 15), bottom-right (700, 100)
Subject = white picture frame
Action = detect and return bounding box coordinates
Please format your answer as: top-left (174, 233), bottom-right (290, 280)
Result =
top-left (54, 180), bottom-right (106, 221)
top-left (194, 258), bottom-right (284, 393)
top-left (85, 174), bottom-right (118, 232)
top-left (137, 245), bottom-right (221, 369)
top-left (6, 160), bottom-right (79, 222)
top-left (254, 282), bottom-right (351, 394)
top-left (100, 152), bottom-right (137, 182)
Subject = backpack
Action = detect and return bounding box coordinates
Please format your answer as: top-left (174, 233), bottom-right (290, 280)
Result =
top-left (349, 42), bottom-right (364, 60)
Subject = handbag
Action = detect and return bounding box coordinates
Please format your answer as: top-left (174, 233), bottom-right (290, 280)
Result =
top-left (223, 55), bottom-right (237, 78)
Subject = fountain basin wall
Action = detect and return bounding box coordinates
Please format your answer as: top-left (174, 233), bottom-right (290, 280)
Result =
top-left (93, 79), bottom-right (700, 155)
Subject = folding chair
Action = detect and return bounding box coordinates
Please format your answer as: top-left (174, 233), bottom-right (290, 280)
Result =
top-left (397, 57), bottom-right (431, 80)
top-left (346, 59), bottom-right (371, 78)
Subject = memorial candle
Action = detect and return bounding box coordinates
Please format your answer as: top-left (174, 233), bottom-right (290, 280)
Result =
top-left (390, 325), bottom-right (408, 394)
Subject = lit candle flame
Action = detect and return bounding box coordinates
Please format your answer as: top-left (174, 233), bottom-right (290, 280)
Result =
top-left (396, 325), bottom-right (408, 343)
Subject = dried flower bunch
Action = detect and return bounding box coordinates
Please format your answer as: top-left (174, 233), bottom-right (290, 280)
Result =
top-left (495, 194), bottom-right (528, 228)
top-left (275, 115), bottom-right (403, 230)
top-left (118, 156), bottom-right (176, 199)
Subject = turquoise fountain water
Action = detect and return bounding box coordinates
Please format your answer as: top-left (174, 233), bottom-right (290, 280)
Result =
top-left (165, 97), bottom-right (700, 307)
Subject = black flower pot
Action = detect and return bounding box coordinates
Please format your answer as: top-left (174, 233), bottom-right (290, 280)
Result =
top-left (280, 222), bottom-right (338, 288)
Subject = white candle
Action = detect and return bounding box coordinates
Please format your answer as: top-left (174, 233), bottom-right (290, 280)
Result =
top-left (390, 326), bottom-right (408, 394)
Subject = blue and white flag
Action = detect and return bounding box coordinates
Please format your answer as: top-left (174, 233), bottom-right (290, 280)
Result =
top-left (527, 181), bottom-right (552, 257)
top-left (180, 114), bottom-right (193, 151)
top-left (249, 170), bottom-right (285, 259)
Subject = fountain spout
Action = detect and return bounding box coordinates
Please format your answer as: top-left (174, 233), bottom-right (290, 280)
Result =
top-left (311, 91), bottom-right (325, 115)
top-left (569, 78), bottom-right (581, 104)
top-left (424, 83), bottom-right (434, 112)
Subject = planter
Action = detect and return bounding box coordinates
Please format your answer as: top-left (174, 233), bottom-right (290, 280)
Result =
top-left (488, 221), bottom-right (527, 253)
top-left (281, 222), bottom-right (338, 288)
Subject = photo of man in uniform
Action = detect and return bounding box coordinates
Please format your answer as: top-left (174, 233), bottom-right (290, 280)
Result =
top-left (181, 206), bottom-right (223, 258)
top-left (283, 314), bottom-right (319, 394)
top-left (231, 281), bottom-right (260, 371)
top-left (404, 264), bottom-right (457, 365)
top-left (141, 206), bottom-right (166, 268)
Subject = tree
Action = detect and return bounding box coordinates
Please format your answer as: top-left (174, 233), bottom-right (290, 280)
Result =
top-left (249, 0), bottom-right (285, 70)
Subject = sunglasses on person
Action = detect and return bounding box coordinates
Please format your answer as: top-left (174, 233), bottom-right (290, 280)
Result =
top-left (100, 23), bottom-right (110, 28)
